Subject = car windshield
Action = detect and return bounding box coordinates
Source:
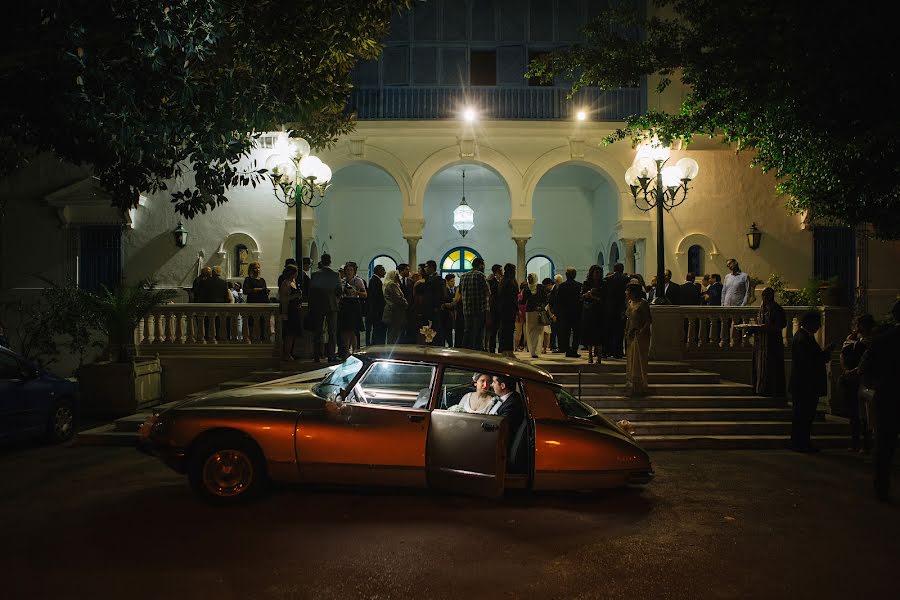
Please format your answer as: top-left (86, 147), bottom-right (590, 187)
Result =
top-left (313, 356), bottom-right (364, 399)
top-left (553, 386), bottom-right (597, 419)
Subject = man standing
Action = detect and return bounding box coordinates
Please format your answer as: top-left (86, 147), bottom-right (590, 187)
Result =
top-left (485, 264), bottom-right (502, 352)
top-left (556, 268), bottom-right (583, 358)
top-left (647, 269), bottom-right (679, 304)
top-left (368, 264), bottom-right (387, 346)
top-left (489, 375), bottom-right (526, 472)
top-left (857, 300), bottom-right (900, 501)
top-left (422, 260), bottom-right (445, 344)
top-left (722, 259), bottom-right (750, 306)
top-left (308, 253), bottom-right (342, 362)
top-left (789, 311), bottom-right (832, 452)
top-left (705, 273), bottom-right (723, 306)
top-left (680, 273), bottom-right (702, 305)
top-left (604, 263), bottom-right (628, 358)
top-left (397, 263), bottom-right (415, 343)
top-left (300, 257), bottom-right (312, 302)
top-left (459, 257), bottom-right (490, 351)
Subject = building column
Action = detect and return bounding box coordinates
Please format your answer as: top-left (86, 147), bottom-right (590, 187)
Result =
top-left (514, 238), bottom-right (528, 278)
top-left (623, 238), bottom-right (637, 274)
top-left (508, 217), bottom-right (535, 278)
top-left (400, 217), bottom-right (425, 268)
top-left (405, 237), bottom-right (420, 268)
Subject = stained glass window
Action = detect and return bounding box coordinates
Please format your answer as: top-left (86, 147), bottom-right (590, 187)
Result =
top-left (440, 247), bottom-right (481, 274)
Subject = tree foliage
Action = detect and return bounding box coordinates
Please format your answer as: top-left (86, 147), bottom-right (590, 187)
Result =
top-left (1, 0), bottom-right (408, 218)
top-left (528, 1), bottom-right (900, 238)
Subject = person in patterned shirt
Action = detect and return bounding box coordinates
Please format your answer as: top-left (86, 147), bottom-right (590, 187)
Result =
top-left (458, 257), bottom-right (490, 351)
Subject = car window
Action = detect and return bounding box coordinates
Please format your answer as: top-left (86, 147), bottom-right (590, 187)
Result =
top-left (0, 352), bottom-right (22, 380)
top-left (354, 362), bottom-right (435, 410)
top-left (314, 356), bottom-right (364, 398)
top-left (438, 367), bottom-right (497, 411)
top-left (553, 386), bottom-right (597, 419)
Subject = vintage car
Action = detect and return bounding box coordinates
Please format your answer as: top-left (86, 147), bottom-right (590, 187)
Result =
top-left (138, 346), bottom-right (653, 504)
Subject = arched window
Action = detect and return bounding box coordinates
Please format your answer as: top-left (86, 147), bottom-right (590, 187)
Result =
top-left (610, 242), bottom-right (620, 267)
top-left (368, 255), bottom-right (398, 279)
top-left (688, 244), bottom-right (704, 276)
top-left (597, 251), bottom-right (605, 270)
top-left (526, 255), bottom-right (555, 281)
top-left (440, 247), bottom-right (481, 274)
top-left (234, 244), bottom-right (250, 278)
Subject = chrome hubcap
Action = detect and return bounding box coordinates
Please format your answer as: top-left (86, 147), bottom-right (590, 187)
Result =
top-left (202, 450), bottom-right (254, 497)
top-left (53, 406), bottom-right (73, 439)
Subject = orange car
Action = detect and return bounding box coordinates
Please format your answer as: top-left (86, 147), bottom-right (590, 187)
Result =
top-left (139, 346), bottom-right (653, 504)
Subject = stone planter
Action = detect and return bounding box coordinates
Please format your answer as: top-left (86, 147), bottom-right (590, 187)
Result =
top-left (77, 357), bottom-right (163, 418)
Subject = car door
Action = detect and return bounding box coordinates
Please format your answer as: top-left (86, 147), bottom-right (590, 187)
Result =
top-left (0, 352), bottom-right (42, 437)
top-left (296, 360), bottom-right (436, 487)
top-left (425, 367), bottom-right (507, 498)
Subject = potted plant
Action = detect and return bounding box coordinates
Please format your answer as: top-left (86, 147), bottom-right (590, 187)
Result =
top-left (76, 280), bottom-right (177, 417)
top-left (818, 276), bottom-right (845, 307)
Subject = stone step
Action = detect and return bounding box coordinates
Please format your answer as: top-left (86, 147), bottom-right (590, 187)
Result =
top-left (552, 371), bottom-right (720, 384)
top-left (534, 360), bottom-right (691, 373)
top-left (635, 435), bottom-right (849, 450)
top-left (629, 420), bottom-right (849, 437)
top-left (75, 424), bottom-right (138, 446)
top-left (599, 407), bottom-right (822, 422)
top-left (584, 395), bottom-right (785, 409)
top-left (569, 383), bottom-right (755, 397)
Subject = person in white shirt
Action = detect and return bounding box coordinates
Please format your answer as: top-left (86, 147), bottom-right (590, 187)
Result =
top-left (449, 373), bottom-right (497, 414)
top-left (722, 258), bottom-right (750, 306)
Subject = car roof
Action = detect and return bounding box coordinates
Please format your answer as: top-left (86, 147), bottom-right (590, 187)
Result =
top-left (355, 346), bottom-right (553, 382)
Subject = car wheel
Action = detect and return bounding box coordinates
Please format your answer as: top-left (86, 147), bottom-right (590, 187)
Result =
top-left (46, 399), bottom-right (75, 443)
top-left (188, 433), bottom-right (267, 505)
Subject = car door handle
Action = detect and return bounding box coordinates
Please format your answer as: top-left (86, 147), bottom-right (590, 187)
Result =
top-left (481, 422), bottom-right (499, 432)
top-left (408, 414), bottom-right (425, 423)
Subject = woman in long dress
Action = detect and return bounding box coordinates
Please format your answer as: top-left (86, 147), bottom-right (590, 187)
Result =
top-left (625, 283), bottom-right (652, 397)
top-left (580, 265), bottom-right (606, 364)
top-left (522, 273), bottom-right (549, 359)
top-left (382, 270), bottom-right (408, 345)
top-left (752, 287), bottom-right (787, 396)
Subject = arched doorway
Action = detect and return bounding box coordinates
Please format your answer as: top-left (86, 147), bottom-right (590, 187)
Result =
top-left (368, 254), bottom-right (398, 278)
top-left (531, 162), bottom-right (616, 275)
top-left (526, 255), bottom-right (554, 281)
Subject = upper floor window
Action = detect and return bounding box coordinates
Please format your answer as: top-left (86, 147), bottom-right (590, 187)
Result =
top-left (688, 245), bottom-right (704, 276)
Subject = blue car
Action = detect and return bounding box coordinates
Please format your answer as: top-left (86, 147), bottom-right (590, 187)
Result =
top-left (0, 347), bottom-right (79, 443)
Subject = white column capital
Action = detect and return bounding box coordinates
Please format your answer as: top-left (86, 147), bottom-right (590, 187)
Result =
top-left (508, 218), bottom-right (535, 240)
top-left (400, 217), bottom-right (425, 239)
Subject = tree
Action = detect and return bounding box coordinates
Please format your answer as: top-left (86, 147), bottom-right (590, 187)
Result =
top-left (1, 0), bottom-right (409, 218)
top-left (528, 1), bottom-right (900, 238)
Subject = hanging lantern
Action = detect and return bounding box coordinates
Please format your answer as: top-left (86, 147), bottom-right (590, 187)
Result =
top-left (747, 222), bottom-right (762, 250)
top-left (453, 170), bottom-right (475, 237)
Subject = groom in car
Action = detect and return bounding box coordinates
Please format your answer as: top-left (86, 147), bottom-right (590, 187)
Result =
top-left (489, 375), bottom-right (526, 471)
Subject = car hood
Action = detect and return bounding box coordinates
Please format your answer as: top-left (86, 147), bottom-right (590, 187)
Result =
top-left (171, 382), bottom-right (326, 412)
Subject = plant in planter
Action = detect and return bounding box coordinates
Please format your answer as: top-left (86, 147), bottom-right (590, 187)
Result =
top-left (767, 273), bottom-right (821, 306)
top-left (75, 280), bottom-right (178, 417)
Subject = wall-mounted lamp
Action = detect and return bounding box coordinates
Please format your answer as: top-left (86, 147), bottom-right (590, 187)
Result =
top-left (173, 222), bottom-right (189, 248)
top-left (747, 222), bottom-right (762, 250)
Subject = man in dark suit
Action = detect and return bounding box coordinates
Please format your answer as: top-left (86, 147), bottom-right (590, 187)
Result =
top-left (555, 267), bottom-right (583, 357)
top-left (680, 273), bottom-right (702, 305)
top-left (397, 263), bottom-right (415, 343)
top-left (485, 264), bottom-right (502, 353)
top-left (489, 374), bottom-right (526, 472)
top-left (309, 253), bottom-right (342, 362)
top-left (368, 265), bottom-right (387, 346)
top-left (857, 300), bottom-right (900, 501)
top-left (789, 311), bottom-right (833, 452)
top-left (705, 273), bottom-right (723, 306)
top-left (604, 263), bottom-right (628, 358)
top-left (648, 269), bottom-right (680, 304)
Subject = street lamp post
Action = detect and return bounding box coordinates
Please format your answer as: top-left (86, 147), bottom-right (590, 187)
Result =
top-left (625, 145), bottom-right (699, 304)
top-left (268, 132), bottom-right (332, 264)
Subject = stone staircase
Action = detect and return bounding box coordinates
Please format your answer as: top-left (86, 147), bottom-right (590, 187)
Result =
top-left (76, 364), bottom-right (330, 446)
top-left (532, 356), bottom-right (850, 449)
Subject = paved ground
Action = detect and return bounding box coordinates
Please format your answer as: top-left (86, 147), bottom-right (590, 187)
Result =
top-left (0, 441), bottom-right (897, 600)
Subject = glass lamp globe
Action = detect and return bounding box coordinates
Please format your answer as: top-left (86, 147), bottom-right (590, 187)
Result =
top-left (634, 156), bottom-right (657, 179)
top-left (661, 165), bottom-right (683, 188)
top-left (676, 157), bottom-right (699, 180)
top-left (624, 166), bottom-right (640, 187)
top-left (647, 142), bottom-right (671, 162)
top-left (298, 155), bottom-right (323, 180)
top-left (288, 137), bottom-right (311, 160)
top-left (272, 131), bottom-right (291, 157)
top-left (314, 163), bottom-right (333, 185)
top-left (453, 200), bottom-right (475, 237)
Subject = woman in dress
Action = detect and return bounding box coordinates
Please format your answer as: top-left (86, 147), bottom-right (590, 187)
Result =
top-left (752, 287), bottom-right (787, 396)
top-left (580, 264), bottom-right (606, 364)
top-left (497, 263), bottom-right (519, 357)
top-left (625, 283), bottom-right (652, 397)
top-left (451, 373), bottom-right (497, 414)
top-left (278, 265), bottom-right (302, 360)
top-left (382, 270), bottom-right (408, 345)
top-left (522, 273), bottom-right (549, 359)
top-left (337, 263), bottom-right (367, 358)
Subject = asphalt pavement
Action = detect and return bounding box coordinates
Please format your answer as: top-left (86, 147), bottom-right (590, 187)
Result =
top-left (0, 441), bottom-right (897, 599)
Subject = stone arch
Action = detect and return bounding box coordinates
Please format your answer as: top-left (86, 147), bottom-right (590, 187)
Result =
top-left (215, 231), bottom-right (262, 279)
top-left (674, 232), bottom-right (721, 275)
top-left (411, 144), bottom-right (524, 220)
top-left (319, 143), bottom-right (412, 209)
top-left (523, 145), bottom-right (635, 217)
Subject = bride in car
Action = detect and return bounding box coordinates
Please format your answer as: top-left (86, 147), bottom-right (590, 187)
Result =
top-left (449, 373), bottom-right (498, 414)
